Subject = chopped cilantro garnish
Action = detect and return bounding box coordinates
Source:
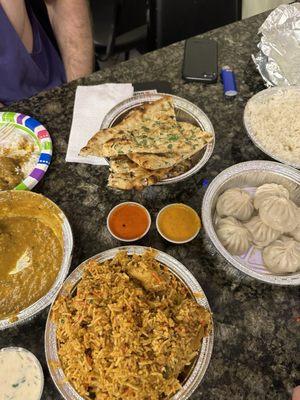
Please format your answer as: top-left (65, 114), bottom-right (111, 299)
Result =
top-left (168, 135), bottom-right (179, 141)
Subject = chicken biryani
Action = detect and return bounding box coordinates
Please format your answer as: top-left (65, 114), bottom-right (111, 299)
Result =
top-left (52, 250), bottom-right (212, 400)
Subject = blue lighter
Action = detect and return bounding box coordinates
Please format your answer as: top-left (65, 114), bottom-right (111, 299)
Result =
top-left (220, 66), bottom-right (237, 98)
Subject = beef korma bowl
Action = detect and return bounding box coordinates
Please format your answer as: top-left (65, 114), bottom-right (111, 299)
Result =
top-left (0, 190), bottom-right (73, 329)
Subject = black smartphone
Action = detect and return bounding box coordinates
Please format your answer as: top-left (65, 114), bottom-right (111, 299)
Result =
top-left (182, 38), bottom-right (218, 83)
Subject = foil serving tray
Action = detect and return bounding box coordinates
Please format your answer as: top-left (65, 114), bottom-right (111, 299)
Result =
top-left (101, 92), bottom-right (215, 185)
top-left (0, 193), bottom-right (73, 330)
top-left (244, 86), bottom-right (300, 170)
top-left (202, 161), bottom-right (300, 286)
top-left (45, 246), bottom-right (214, 400)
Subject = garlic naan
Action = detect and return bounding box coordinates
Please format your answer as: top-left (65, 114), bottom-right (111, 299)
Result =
top-left (80, 96), bottom-right (176, 155)
top-left (108, 157), bottom-right (192, 190)
top-left (79, 96), bottom-right (213, 190)
top-left (84, 121), bottom-right (212, 158)
top-left (128, 122), bottom-right (213, 170)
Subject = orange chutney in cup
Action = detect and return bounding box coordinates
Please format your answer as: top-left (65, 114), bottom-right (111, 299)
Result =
top-left (157, 203), bottom-right (201, 243)
top-left (108, 203), bottom-right (150, 241)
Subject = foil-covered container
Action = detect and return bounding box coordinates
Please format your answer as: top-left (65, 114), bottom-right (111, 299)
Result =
top-left (253, 3), bottom-right (300, 87)
top-left (202, 161), bottom-right (300, 286)
top-left (45, 246), bottom-right (214, 400)
top-left (101, 93), bottom-right (215, 185)
top-left (0, 192), bottom-right (73, 330)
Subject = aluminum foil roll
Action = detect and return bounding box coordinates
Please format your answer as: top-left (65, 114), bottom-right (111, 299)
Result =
top-left (253, 3), bottom-right (300, 87)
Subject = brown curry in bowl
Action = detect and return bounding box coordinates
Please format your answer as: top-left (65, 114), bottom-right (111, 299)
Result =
top-left (0, 191), bottom-right (64, 319)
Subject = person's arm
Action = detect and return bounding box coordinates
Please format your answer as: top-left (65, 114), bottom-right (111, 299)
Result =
top-left (44, 0), bottom-right (94, 82)
top-left (293, 386), bottom-right (300, 400)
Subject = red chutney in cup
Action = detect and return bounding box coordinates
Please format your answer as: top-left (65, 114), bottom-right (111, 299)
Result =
top-left (107, 202), bottom-right (151, 241)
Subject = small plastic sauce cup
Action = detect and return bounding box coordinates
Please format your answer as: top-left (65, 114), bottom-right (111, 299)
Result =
top-left (107, 202), bottom-right (151, 242)
top-left (156, 203), bottom-right (201, 244)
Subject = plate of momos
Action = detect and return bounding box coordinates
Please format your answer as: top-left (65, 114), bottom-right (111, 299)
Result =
top-left (202, 161), bottom-right (300, 286)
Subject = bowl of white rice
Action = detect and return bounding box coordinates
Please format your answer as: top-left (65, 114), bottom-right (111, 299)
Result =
top-left (244, 86), bottom-right (300, 169)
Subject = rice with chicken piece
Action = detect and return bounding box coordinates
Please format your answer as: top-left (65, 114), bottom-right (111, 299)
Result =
top-left (52, 250), bottom-right (211, 400)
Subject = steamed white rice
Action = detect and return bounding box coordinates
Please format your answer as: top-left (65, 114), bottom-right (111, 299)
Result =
top-left (246, 89), bottom-right (300, 165)
top-left (0, 130), bottom-right (39, 176)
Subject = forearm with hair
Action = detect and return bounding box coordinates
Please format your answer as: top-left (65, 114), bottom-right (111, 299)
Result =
top-left (45, 0), bottom-right (94, 82)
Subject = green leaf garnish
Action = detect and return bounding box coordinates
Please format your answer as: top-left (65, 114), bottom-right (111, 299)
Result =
top-left (168, 135), bottom-right (179, 141)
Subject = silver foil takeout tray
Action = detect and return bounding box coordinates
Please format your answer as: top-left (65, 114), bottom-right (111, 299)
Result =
top-left (45, 246), bottom-right (214, 400)
top-left (202, 161), bottom-right (300, 286)
top-left (101, 93), bottom-right (215, 185)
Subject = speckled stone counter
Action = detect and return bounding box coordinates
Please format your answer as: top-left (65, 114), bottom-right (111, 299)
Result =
top-left (1, 11), bottom-right (299, 400)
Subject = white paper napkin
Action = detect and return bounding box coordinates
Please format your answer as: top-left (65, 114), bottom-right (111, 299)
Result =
top-left (66, 83), bottom-right (134, 165)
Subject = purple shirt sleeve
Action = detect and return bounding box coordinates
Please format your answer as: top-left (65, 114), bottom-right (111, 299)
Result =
top-left (0, 2), bottom-right (66, 105)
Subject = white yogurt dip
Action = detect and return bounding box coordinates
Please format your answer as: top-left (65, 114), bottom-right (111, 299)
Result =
top-left (0, 347), bottom-right (43, 400)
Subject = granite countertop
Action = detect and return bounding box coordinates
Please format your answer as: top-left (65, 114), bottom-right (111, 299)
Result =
top-left (1, 11), bottom-right (299, 400)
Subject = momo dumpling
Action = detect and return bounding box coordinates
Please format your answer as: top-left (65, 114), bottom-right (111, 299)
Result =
top-left (259, 196), bottom-right (298, 233)
top-left (244, 216), bottom-right (281, 247)
top-left (216, 216), bottom-right (251, 255)
top-left (288, 209), bottom-right (300, 241)
top-left (254, 183), bottom-right (289, 210)
top-left (263, 236), bottom-right (300, 273)
top-left (289, 225), bottom-right (300, 242)
top-left (216, 188), bottom-right (254, 221)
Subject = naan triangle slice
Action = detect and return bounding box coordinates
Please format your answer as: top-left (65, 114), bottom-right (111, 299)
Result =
top-left (108, 173), bottom-right (157, 190)
top-left (130, 94), bottom-right (176, 123)
top-left (80, 96), bottom-right (176, 156)
top-left (109, 156), bottom-right (172, 178)
top-left (128, 122), bottom-right (213, 169)
top-left (118, 94), bottom-right (176, 128)
top-left (108, 170), bottom-right (164, 191)
top-left (109, 156), bottom-right (165, 178)
top-left (108, 157), bottom-right (192, 190)
top-left (109, 156), bottom-right (139, 174)
top-left (94, 120), bottom-right (183, 157)
top-left (88, 119), bottom-right (212, 158)
top-left (128, 152), bottom-right (183, 170)
top-left (110, 156), bottom-right (192, 177)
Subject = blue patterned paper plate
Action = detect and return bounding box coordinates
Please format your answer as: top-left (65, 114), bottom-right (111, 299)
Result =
top-left (0, 112), bottom-right (52, 190)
